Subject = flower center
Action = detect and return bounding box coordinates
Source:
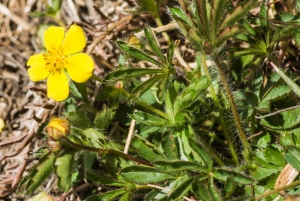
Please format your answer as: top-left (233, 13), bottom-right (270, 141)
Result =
top-left (43, 46), bottom-right (67, 74)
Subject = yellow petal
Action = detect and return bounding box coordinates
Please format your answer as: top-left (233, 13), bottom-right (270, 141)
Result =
top-left (66, 53), bottom-right (94, 83)
top-left (44, 26), bottom-right (65, 50)
top-left (27, 54), bottom-right (50, 81)
top-left (0, 118), bottom-right (5, 133)
top-left (47, 71), bottom-right (69, 101)
top-left (62, 25), bottom-right (86, 55)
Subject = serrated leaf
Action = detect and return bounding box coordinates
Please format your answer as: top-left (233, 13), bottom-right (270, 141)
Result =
top-left (116, 41), bottom-right (164, 67)
top-left (55, 152), bottom-right (75, 192)
top-left (263, 147), bottom-right (286, 167)
top-left (160, 176), bottom-right (194, 201)
top-left (144, 25), bottom-right (167, 63)
top-left (132, 73), bottom-right (167, 98)
top-left (189, 139), bottom-right (213, 171)
top-left (129, 111), bottom-right (167, 126)
top-left (18, 153), bottom-right (55, 194)
top-left (105, 68), bottom-right (164, 81)
top-left (86, 188), bottom-right (125, 201)
top-left (120, 165), bottom-right (174, 184)
top-left (260, 108), bottom-right (300, 130)
top-left (219, 0), bottom-right (258, 31)
top-left (213, 168), bottom-right (253, 184)
top-left (131, 135), bottom-right (166, 162)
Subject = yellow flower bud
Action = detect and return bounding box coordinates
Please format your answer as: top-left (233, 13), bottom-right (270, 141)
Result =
top-left (47, 138), bottom-right (62, 152)
top-left (46, 118), bottom-right (70, 140)
top-left (27, 192), bottom-right (54, 201)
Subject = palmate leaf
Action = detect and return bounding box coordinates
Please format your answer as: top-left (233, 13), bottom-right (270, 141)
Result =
top-left (116, 41), bottom-right (164, 67)
top-left (18, 152), bottom-right (55, 194)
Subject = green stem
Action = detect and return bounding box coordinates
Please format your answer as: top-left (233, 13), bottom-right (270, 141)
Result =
top-left (64, 138), bottom-right (152, 166)
top-left (201, 53), bottom-right (239, 166)
top-left (255, 179), bottom-right (300, 200)
top-left (213, 54), bottom-right (251, 159)
top-left (91, 74), bottom-right (168, 119)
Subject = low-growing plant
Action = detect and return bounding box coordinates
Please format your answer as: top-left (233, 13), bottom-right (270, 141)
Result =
top-left (18, 0), bottom-right (300, 200)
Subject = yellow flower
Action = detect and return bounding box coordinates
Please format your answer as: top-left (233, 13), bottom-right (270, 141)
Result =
top-left (46, 118), bottom-right (70, 140)
top-left (27, 25), bottom-right (94, 101)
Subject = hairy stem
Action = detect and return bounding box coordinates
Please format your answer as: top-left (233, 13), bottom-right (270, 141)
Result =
top-left (64, 138), bottom-right (152, 166)
top-left (213, 54), bottom-right (251, 159)
top-left (201, 53), bottom-right (239, 166)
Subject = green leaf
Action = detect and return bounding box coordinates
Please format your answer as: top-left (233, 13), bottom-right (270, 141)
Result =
top-left (162, 131), bottom-right (179, 160)
top-left (86, 171), bottom-right (125, 186)
top-left (154, 160), bottom-right (208, 173)
top-left (173, 76), bottom-right (210, 115)
top-left (18, 153), bottom-right (55, 194)
top-left (251, 167), bottom-right (280, 180)
top-left (260, 1), bottom-right (268, 33)
top-left (263, 147), bottom-right (286, 167)
top-left (166, 41), bottom-right (175, 65)
top-left (225, 176), bottom-right (236, 198)
top-left (241, 19), bottom-right (256, 36)
top-left (66, 109), bottom-right (91, 129)
top-left (55, 152), bottom-right (75, 192)
top-left (285, 153), bottom-right (300, 171)
top-left (131, 73), bottom-right (167, 98)
top-left (144, 25), bottom-right (166, 63)
top-left (195, 0), bottom-right (209, 35)
top-left (169, 7), bottom-right (193, 26)
top-left (94, 105), bottom-right (115, 130)
top-left (160, 176), bottom-right (194, 201)
top-left (189, 139), bottom-right (213, 170)
top-left (211, 0), bottom-right (226, 40)
top-left (219, 0), bottom-right (258, 31)
top-left (270, 62), bottom-right (300, 98)
top-left (86, 188), bottom-right (125, 201)
top-left (208, 177), bottom-right (224, 201)
top-left (260, 108), bottom-right (300, 130)
top-left (286, 145), bottom-right (300, 164)
top-left (192, 179), bottom-right (213, 201)
top-left (105, 68), bottom-right (165, 81)
top-left (213, 168), bottom-right (253, 184)
top-left (129, 111), bottom-right (167, 127)
top-left (116, 41), bottom-right (164, 67)
top-left (120, 165), bottom-right (174, 184)
top-left (131, 135), bottom-right (166, 162)
top-left (216, 26), bottom-right (241, 46)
